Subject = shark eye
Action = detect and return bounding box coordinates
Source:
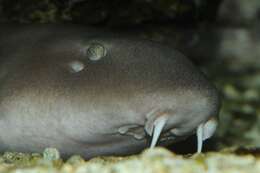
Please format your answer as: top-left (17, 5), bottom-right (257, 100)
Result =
top-left (86, 43), bottom-right (107, 61)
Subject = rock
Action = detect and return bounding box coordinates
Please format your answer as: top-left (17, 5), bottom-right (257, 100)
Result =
top-left (66, 155), bottom-right (85, 165)
top-left (0, 148), bottom-right (259, 173)
top-left (43, 148), bottom-right (60, 161)
top-left (218, 0), bottom-right (260, 25)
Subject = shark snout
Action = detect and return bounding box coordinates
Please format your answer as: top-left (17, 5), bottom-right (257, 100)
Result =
top-left (145, 113), bottom-right (218, 153)
top-left (144, 87), bottom-right (220, 152)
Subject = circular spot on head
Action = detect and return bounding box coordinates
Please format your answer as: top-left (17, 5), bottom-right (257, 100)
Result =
top-left (68, 60), bottom-right (85, 73)
top-left (86, 43), bottom-right (107, 61)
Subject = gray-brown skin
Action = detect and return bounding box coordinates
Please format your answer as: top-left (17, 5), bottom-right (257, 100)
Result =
top-left (0, 25), bottom-right (220, 158)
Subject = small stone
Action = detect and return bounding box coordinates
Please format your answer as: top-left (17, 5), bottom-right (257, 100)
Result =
top-left (243, 89), bottom-right (259, 101)
top-left (241, 104), bottom-right (255, 114)
top-left (141, 147), bottom-right (175, 159)
top-left (66, 155), bottom-right (85, 165)
top-left (43, 148), bottom-right (60, 161)
top-left (223, 84), bottom-right (241, 100)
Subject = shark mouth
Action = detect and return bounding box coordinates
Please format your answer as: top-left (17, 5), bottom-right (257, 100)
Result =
top-left (147, 117), bottom-right (218, 153)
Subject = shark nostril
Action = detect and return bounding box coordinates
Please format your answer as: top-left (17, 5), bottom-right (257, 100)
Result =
top-left (144, 108), bottom-right (171, 136)
top-left (202, 117), bottom-right (218, 140)
top-left (149, 116), bottom-right (168, 148)
top-left (144, 108), bottom-right (171, 148)
top-left (196, 117), bottom-right (218, 153)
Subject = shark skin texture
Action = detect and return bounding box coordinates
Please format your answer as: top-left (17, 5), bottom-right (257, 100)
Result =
top-left (0, 25), bottom-right (220, 158)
